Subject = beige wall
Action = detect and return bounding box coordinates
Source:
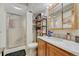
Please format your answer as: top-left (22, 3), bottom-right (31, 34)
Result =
top-left (48, 4), bottom-right (79, 41)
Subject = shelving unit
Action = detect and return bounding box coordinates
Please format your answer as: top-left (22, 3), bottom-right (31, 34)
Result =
top-left (33, 20), bottom-right (37, 42)
top-left (36, 18), bottom-right (47, 36)
top-left (41, 18), bottom-right (47, 36)
top-left (36, 20), bottom-right (42, 36)
top-left (35, 14), bottom-right (47, 41)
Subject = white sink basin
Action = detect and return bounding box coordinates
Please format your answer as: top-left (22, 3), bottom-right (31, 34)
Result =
top-left (46, 37), bottom-right (63, 42)
top-left (27, 42), bottom-right (38, 49)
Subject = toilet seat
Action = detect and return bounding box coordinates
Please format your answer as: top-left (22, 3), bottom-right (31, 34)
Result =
top-left (27, 42), bottom-right (38, 49)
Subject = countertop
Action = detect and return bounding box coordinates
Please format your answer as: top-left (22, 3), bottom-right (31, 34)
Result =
top-left (38, 36), bottom-right (79, 56)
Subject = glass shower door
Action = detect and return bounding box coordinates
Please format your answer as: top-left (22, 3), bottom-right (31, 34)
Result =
top-left (7, 14), bottom-right (26, 49)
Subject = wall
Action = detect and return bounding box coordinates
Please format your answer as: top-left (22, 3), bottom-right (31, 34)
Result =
top-left (26, 12), bottom-right (36, 56)
top-left (51, 29), bottom-right (75, 41)
top-left (0, 4), bottom-right (6, 49)
top-left (26, 12), bottom-right (33, 44)
top-left (26, 12), bottom-right (33, 55)
top-left (48, 4), bottom-right (79, 41)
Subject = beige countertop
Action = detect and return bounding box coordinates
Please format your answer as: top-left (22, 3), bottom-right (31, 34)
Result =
top-left (38, 36), bottom-right (79, 56)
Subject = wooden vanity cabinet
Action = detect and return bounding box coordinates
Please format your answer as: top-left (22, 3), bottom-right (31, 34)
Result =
top-left (47, 43), bottom-right (55, 56)
top-left (47, 43), bottom-right (74, 56)
top-left (38, 39), bottom-right (46, 56)
top-left (38, 39), bottom-right (74, 56)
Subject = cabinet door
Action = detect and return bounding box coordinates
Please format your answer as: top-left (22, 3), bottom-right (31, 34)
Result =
top-left (47, 43), bottom-right (55, 56)
top-left (54, 46), bottom-right (74, 56)
top-left (47, 43), bottom-right (74, 56)
top-left (38, 39), bottom-right (46, 56)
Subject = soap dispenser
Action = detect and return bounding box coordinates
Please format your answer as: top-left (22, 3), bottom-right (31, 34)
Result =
top-left (48, 30), bottom-right (53, 37)
top-left (66, 33), bottom-right (71, 40)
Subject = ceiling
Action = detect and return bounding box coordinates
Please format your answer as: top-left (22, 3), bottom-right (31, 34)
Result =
top-left (5, 3), bottom-right (49, 16)
top-left (5, 3), bottom-right (27, 15)
top-left (27, 3), bottom-right (49, 14)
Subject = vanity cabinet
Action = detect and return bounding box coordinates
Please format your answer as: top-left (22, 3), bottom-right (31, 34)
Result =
top-left (47, 43), bottom-right (74, 56)
top-left (38, 39), bottom-right (46, 56)
top-left (47, 43), bottom-right (55, 56)
top-left (38, 39), bottom-right (74, 56)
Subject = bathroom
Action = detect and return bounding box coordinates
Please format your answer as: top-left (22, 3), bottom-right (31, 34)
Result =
top-left (1, 3), bottom-right (79, 56)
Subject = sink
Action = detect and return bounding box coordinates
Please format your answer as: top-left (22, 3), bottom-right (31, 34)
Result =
top-left (44, 36), bottom-right (54, 39)
top-left (46, 37), bottom-right (63, 41)
top-left (27, 42), bottom-right (38, 49)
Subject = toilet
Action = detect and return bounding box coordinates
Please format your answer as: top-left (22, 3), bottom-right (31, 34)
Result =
top-left (27, 42), bottom-right (38, 56)
top-left (27, 42), bottom-right (38, 49)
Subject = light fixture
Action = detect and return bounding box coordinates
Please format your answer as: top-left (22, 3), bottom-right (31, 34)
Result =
top-left (46, 3), bottom-right (52, 9)
top-left (14, 6), bottom-right (22, 10)
top-left (49, 3), bottom-right (52, 7)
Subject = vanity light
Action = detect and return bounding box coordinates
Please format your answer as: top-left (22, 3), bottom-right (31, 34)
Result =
top-left (49, 4), bottom-right (52, 7)
top-left (14, 6), bottom-right (22, 10)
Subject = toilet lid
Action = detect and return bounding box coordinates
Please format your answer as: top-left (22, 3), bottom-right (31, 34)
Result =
top-left (27, 43), bottom-right (38, 49)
